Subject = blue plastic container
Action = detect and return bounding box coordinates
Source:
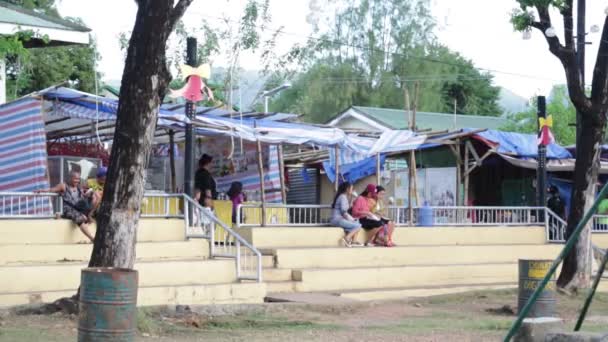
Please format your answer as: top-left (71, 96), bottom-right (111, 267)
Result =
top-left (418, 203), bottom-right (434, 227)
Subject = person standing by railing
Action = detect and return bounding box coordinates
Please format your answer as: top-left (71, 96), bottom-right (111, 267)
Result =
top-left (331, 182), bottom-right (362, 247)
top-left (195, 154), bottom-right (217, 206)
top-left (547, 185), bottom-right (566, 240)
top-left (227, 181), bottom-right (247, 225)
top-left (35, 171), bottom-right (95, 243)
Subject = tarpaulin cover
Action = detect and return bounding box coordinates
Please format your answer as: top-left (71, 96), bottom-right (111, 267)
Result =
top-left (470, 129), bottom-right (572, 159)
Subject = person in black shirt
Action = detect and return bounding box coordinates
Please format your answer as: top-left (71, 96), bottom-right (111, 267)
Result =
top-left (547, 185), bottom-right (565, 219)
top-left (195, 154), bottom-right (217, 205)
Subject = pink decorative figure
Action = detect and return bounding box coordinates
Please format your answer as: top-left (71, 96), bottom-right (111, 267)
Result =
top-left (169, 64), bottom-right (214, 102)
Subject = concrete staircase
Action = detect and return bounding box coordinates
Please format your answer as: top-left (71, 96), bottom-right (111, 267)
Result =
top-left (0, 219), bottom-right (265, 307)
top-left (237, 226), bottom-right (565, 301)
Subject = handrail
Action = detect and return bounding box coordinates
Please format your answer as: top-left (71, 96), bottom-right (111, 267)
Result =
top-left (503, 182), bottom-right (608, 341)
top-left (183, 194), bottom-right (262, 282)
top-left (545, 208), bottom-right (567, 243)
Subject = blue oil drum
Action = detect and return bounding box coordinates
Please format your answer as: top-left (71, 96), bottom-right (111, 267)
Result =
top-left (78, 268), bottom-right (138, 342)
top-left (418, 203), bottom-right (434, 226)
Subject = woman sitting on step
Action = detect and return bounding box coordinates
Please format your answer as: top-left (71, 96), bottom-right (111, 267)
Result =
top-left (351, 184), bottom-right (384, 247)
top-left (36, 171), bottom-right (95, 243)
top-left (368, 185), bottom-right (396, 247)
top-left (330, 182), bottom-right (362, 247)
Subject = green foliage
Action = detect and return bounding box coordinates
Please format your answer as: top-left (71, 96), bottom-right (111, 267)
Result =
top-left (501, 86), bottom-right (576, 145)
top-left (265, 0), bottom-right (501, 123)
top-left (3, 0), bottom-right (98, 100)
top-left (511, 0), bottom-right (569, 31)
top-left (5, 0), bottom-right (59, 16)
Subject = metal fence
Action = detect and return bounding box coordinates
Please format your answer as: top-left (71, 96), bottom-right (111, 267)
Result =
top-left (593, 215), bottom-right (608, 233)
top-left (0, 192), bottom-right (58, 218)
top-left (236, 204), bottom-right (333, 227)
top-left (404, 206), bottom-right (547, 226)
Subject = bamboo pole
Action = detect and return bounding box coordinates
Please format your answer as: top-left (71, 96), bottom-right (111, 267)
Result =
top-left (334, 145), bottom-right (340, 192)
top-left (411, 82), bottom-right (420, 211)
top-left (376, 153), bottom-right (381, 185)
top-left (168, 130), bottom-right (177, 193)
top-left (278, 144), bottom-right (287, 204)
top-left (404, 84), bottom-right (414, 225)
top-left (256, 140), bottom-right (267, 226)
top-left (464, 141), bottom-right (470, 206)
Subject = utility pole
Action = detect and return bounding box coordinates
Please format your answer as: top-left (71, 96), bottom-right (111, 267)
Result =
top-left (537, 96), bottom-right (547, 209)
top-left (184, 37), bottom-right (197, 198)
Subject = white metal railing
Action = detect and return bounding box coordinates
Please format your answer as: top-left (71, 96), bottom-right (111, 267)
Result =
top-left (593, 215), bottom-right (608, 233)
top-left (184, 194), bottom-right (262, 282)
top-left (546, 208), bottom-right (567, 243)
top-left (0, 192), bottom-right (58, 218)
top-left (236, 204), bottom-right (333, 227)
top-left (409, 206), bottom-right (547, 226)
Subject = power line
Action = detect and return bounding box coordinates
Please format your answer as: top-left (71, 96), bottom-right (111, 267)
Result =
top-left (186, 9), bottom-right (564, 82)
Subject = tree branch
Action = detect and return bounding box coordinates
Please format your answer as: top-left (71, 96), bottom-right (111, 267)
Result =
top-left (590, 16), bottom-right (608, 113)
top-left (170, 0), bottom-right (194, 28)
top-left (530, 5), bottom-right (589, 111)
top-left (562, 0), bottom-right (574, 49)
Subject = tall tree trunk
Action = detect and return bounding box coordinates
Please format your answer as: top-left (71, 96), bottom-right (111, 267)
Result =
top-left (89, 0), bottom-right (192, 268)
top-left (557, 112), bottom-right (607, 291)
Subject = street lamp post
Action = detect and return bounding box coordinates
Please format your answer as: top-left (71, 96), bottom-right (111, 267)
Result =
top-left (262, 82), bottom-right (291, 113)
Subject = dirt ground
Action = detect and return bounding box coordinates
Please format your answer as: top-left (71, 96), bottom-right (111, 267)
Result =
top-left (2, 289), bottom-right (608, 342)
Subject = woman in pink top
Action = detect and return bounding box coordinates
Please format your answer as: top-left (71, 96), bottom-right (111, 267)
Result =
top-left (352, 184), bottom-right (384, 247)
top-left (227, 181), bottom-right (247, 224)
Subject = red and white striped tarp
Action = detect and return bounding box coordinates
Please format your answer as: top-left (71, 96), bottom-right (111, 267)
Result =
top-left (0, 98), bottom-right (53, 216)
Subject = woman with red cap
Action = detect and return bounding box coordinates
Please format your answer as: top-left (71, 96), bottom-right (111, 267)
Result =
top-left (351, 184), bottom-right (384, 247)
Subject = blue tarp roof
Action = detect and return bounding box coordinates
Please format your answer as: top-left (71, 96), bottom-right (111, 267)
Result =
top-left (468, 129), bottom-right (572, 159)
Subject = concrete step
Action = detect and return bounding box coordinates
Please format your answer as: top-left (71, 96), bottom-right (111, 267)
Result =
top-left (337, 283), bottom-right (518, 301)
top-left (0, 259), bottom-right (236, 293)
top-left (0, 240), bottom-right (209, 266)
top-left (0, 219), bottom-right (187, 244)
top-left (236, 226), bottom-right (547, 248)
top-left (265, 281), bottom-right (301, 293)
top-left (262, 255), bottom-right (275, 268)
top-left (262, 268), bottom-right (293, 282)
top-left (291, 262), bottom-right (520, 292)
top-left (271, 244), bottom-right (562, 269)
top-left (0, 282), bottom-right (266, 307)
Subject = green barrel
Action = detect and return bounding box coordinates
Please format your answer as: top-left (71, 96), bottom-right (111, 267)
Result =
top-left (78, 268), bottom-right (138, 342)
top-left (518, 259), bottom-right (556, 317)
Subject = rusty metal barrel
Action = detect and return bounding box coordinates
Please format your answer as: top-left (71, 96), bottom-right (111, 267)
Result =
top-left (78, 268), bottom-right (139, 342)
top-left (518, 259), bottom-right (556, 317)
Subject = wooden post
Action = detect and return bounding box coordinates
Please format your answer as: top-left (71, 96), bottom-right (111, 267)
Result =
top-left (376, 153), bottom-right (381, 185)
top-left (334, 145), bottom-right (340, 192)
top-left (464, 141), bottom-right (470, 206)
top-left (456, 143), bottom-right (461, 206)
top-left (277, 144), bottom-right (287, 204)
top-left (256, 139), bottom-right (267, 226)
top-left (168, 130), bottom-right (177, 193)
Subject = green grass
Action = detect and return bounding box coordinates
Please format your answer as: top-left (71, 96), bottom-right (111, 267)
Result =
top-left (365, 311), bottom-right (512, 334)
top-left (0, 327), bottom-right (69, 342)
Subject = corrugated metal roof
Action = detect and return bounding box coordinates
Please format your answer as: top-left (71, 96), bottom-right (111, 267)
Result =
top-left (351, 106), bottom-right (508, 131)
top-left (0, 1), bottom-right (90, 32)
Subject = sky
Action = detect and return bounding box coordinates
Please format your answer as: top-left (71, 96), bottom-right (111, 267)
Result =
top-left (57, 0), bottom-right (608, 100)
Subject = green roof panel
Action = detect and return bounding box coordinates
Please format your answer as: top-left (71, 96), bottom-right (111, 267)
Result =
top-left (0, 1), bottom-right (90, 32)
top-left (351, 106), bottom-right (507, 131)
